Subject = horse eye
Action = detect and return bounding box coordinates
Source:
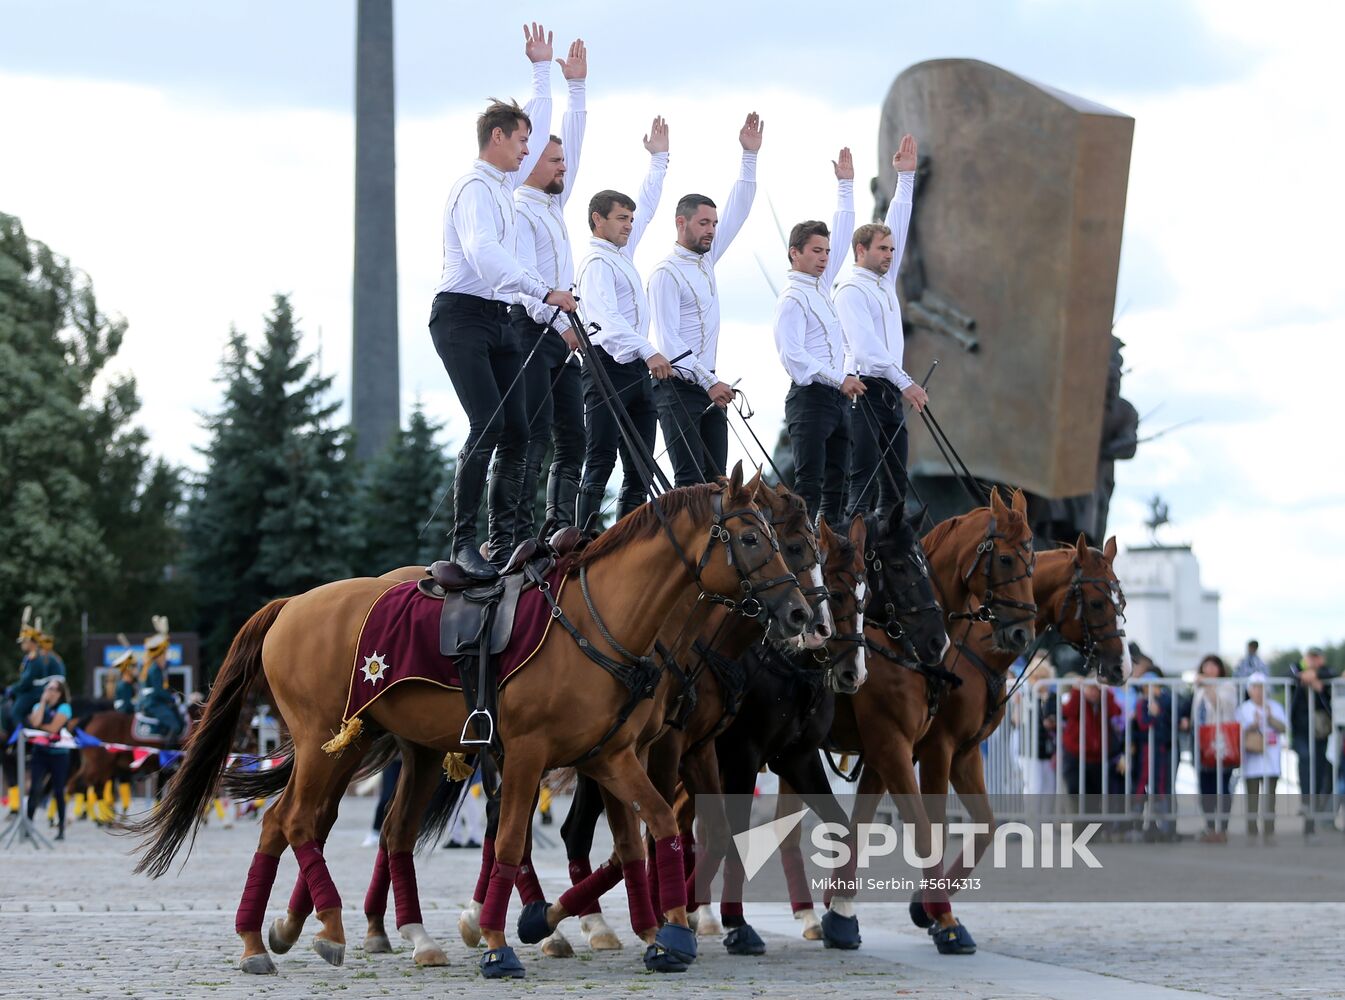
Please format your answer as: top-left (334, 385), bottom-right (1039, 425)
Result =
top-left (742, 532), bottom-right (759, 545)
top-left (787, 543), bottom-right (803, 557)
top-left (1089, 599), bottom-right (1105, 612)
top-left (998, 554), bottom-right (1013, 568)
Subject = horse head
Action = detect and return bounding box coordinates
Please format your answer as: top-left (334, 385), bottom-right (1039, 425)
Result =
top-left (811, 515), bottom-right (870, 693)
top-left (866, 501), bottom-right (948, 667)
top-left (756, 482), bottom-right (832, 651)
top-left (1050, 535), bottom-right (1128, 685)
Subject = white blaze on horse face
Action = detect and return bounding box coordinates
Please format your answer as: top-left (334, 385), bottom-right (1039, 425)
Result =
top-left (802, 564), bottom-right (833, 650)
top-left (852, 580), bottom-right (868, 686)
top-left (1120, 638), bottom-right (1133, 681)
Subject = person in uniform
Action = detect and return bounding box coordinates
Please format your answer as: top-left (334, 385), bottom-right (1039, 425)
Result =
top-left (573, 118), bottom-right (672, 529)
top-left (512, 37), bottom-right (589, 540)
top-left (137, 616), bottom-right (184, 742)
top-left (5, 608), bottom-right (44, 812)
top-left (772, 148), bottom-right (864, 524)
top-left (430, 23), bottom-right (578, 580)
top-left (836, 134), bottom-right (929, 516)
top-left (112, 635), bottom-right (138, 714)
top-left (646, 112), bottom-right (764, 485)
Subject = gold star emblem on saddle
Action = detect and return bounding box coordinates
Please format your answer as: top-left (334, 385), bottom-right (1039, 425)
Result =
top-left (360, 651), bottom-right (390, 685)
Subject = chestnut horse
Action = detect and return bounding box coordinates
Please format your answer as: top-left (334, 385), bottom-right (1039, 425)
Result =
top-left (904, 535), bottom-right (1128, 954)
top-left (132, 469), bottom-right (811, 981)
top-left (820, 487), bottom-right (1037, 946)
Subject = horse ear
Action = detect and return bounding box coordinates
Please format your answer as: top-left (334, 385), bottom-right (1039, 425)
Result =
top-left (727, 461), bottom-right (744, 497)
top-left (816, 515), bottom-right (835, 547)
top-left (989, 485), bottom-right (1006, 516)
top-left (744, 465), bottom-right (764, 499)
top-left (1010, 488), bottom-right (1028, 515)
top-left (1104, 535), bottom-right (1119, 561)
top-left (849, 513), bottom-right (868, 551)
top-left (886, 499), bottom-right (906, 535)
top-left (1075, 532), bottom-right (1090, 560)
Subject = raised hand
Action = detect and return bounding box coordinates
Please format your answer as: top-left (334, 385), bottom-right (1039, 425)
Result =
top-left (558, 37), bottom-right (587, 80)
top-left (739, 111), bottom-right (764, 152)
top-left (833, 146), bottom-right (854, 181)
top-left (523, 22), bottom-right (554, 64)
top-left (644, 116), bottom-right (670, 155)
top-left (893, 133), bottom-right (918, 173)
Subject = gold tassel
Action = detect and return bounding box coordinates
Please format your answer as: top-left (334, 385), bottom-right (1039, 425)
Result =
top-left (321, 717), bottom-right (363, 755)
top-left (839, 754), bottom-right (852, 771)
top-left (442, 752), bottom-right (475, 781)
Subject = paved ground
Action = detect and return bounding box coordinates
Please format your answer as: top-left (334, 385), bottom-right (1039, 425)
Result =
top-left (2, 795), bottom-right (1343, 999)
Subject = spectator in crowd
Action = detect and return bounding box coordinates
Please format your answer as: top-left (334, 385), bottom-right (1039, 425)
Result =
top-left (1060, 680), bottom-right (1122, 810)
top-left (1289, 647), bottom-right (1335, 841)
top-left (1135, 666), bottom-right (1177, 841)
top-left (1234, 639), bottom-right (1268, 679)
top-left (1016, 655), bottom-right (1057, 806)
top-left (1237, 672), bottom-right (1286, 843)
top-left (1191, 654), bottom-right (1238, 842)
top-left (25, 677), bottom-right (73, 841)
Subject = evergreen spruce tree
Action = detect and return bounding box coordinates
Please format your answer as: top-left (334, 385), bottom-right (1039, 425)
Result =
top-left (187, 296), bottom-right (356, 665)
top-left (351, 402), bottom-right (452, 576)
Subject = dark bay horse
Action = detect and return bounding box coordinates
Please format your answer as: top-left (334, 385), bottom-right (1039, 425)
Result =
top-left (133, 469), bottom-right (811, 981)
top-left (904, 535), bottom-right (1128, 954)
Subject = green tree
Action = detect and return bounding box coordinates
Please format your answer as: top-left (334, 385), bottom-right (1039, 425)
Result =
top-left (187, 296), bottom-right (356, 667)
top-left (351, 402), bottom-right (452, 576)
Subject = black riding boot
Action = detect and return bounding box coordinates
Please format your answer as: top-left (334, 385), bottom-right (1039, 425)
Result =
top-left (575, 484), bottom-right (606, 534)
top-left (546, 467), bottom-right (581, 530)
top-left (486, 454), bottom-right (528, 569)
top-left (451, 452), bottom-right (498, 580)
top-left (516, 436), bottom-right (550, 547)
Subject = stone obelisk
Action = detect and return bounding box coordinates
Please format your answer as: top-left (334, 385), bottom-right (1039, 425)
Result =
top-left (352, 0), bottom-right (399, 461)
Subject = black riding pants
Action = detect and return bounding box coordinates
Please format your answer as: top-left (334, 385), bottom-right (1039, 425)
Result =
top-left (579, 347), bottom-right (658, 524)
top-left (514, 311), bottom-right (585, 533)
top-left (848, 376), bottom-right (908, 516)
top-left (654, 378), bottom-right (728, 486)
top-left (786, 382), bottom-right (850, 525)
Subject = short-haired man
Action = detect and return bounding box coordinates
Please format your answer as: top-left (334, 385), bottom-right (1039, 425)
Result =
top-left (1234, 639), bottom-right (1268, 679)
top-left (836, 133), bottom-right (928, 517)
top-left (573, 118), bottom-right (671, 529)
top-left (773, 148), bottom-right (863, 524)
top-left (647, 112), bottom-right (764, 485)
top-left (429, 25), bottom-right (577, 580)
top-left (511, 38), bottom-right (589, 541)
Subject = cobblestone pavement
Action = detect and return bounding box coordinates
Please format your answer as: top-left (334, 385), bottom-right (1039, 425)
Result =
top-left (2, 795), bottom-right (1341, 999)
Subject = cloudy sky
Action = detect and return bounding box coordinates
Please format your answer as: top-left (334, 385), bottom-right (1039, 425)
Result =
top-left (2, 0), bottom-right (1341, 655)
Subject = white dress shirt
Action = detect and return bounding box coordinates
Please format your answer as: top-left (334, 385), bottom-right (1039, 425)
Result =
top-left (434, 60), bottom-right (553, 302)
top-left (574, 152), bottom-right (669, 363)
top-left (772, 179), bottom-right (855, 388)
top-left (835, 171), bottom-right (915, 389)
top-left (514, 78), bottom-right (587, 329)
top-left (646, 151), bottom-right (758, 389)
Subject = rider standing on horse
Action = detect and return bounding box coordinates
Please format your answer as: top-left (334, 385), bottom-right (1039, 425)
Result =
top-left (137, 616), bottom-right (183, 741)
top-left (572, 119), bottom-right (671, 529)
top-left (835, 133), bottom-right (930, 517)
top-left (430, 23), bottom-right (578, 582)
top-left (772, 148), bottom-right (864, 524)
top-left (646, 112), bottom-right (764, 486)
top-left (511, 37), bottom-right (589, 543)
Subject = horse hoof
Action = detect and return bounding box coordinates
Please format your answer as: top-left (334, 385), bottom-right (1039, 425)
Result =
top-left (239, 953), bottom-right (277, 976)
top-left (724, 924), bottom-right (766, 956)
top-left (363, 933), bottom-right (394, 954)
top-left (267, 919), bottom-right (297, 955)
top-left (821, 911), bottom-right (862, 950)
top-left (541, 931), bottom-right (575, 958)
top-left (797, 910), bottom-right (823, 941)
top-left (580, 914), bottom-right (622, 951)
top-left (643, 922), bottom-right (696, 973)
top-left (931, 922), bottom-right (976, 955)
top-left (691, 905), bottom-right (721, 937)
top-left (908, 895), bottom-right (934, 929)
top-left (312, 937), bottom-right (345, 967)
top-left (480, 946), bottom-right (526, 979)
top-left (413, 945), bottom-right (450, 967)
top-left (459, 905), bottom-right (483, 948)
top-left (516, 899), bottom-right (552, 945)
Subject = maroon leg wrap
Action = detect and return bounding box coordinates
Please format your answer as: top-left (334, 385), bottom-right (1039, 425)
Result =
top-left (515, 853), bottom-right (545, 906)
top-left (288, 872), bottom-right (314, 919)
top-left (623, 860), bottom-right (657, 936)
top-left (720, 851), bottom-right (745, 921)
top-left (235, 851), bottom-right (280, 934)
top-left (921, 858), bottom-right (951, 917)
top-left (472, 836), bottom-right (495, 905)
top-left (566, 857), bottom-right (601, 916)
top-left (779, 843), bottom-right (814, 913)
top-left (558, 859), bottom-right (622, 917)
top-left (654, 836), bottom-right (688, 914)
top-left (389, 851), bottom-right (423, 928)
top-left (364, 846), bottom-right (390, 918)
top-left (294, 840), bottom-right (342, 913)
top-left (647, 855), bottom-right (661, 919)
top-left (686, 845), bottom-right (724, 912)
top-left (479, 861), bottom-right (519, 933)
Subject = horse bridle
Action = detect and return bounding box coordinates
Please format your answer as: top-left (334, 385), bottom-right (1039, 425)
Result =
top-left (1055, 563), bottom-right (1127, 670)
top-left (862, 514), bottom-right (942, 662)
top-left (949, 514), bottom-right (1037, 630)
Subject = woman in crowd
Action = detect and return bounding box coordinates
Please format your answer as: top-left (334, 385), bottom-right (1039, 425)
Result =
top-left (1191, 654), bottom-right (1238, 842)
top-left (1135, 666), bottom-right (1177, 841)
top-left (25, 677), bottom-right (73, 841)
top-left (1237, 671), bottom-right (1287, 843)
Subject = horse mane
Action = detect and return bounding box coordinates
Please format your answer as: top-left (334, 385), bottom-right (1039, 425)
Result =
top-left (921, 504), bottom-right (1032, 554)
top-left (568, 483), bottom-right (720, 571)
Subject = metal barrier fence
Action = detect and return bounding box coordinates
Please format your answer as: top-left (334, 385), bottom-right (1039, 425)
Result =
top-left (974, 675), bottom-right (1345, 831)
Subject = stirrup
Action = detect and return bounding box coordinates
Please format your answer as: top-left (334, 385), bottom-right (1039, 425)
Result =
top-left (460, 709), bottom-right (495, 747)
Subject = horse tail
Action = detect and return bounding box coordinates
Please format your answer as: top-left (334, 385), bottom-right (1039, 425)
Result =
top-left (129, 597), bottom-right (290, 877)
top-left (218, 740), bottom-right (295, 800)
top-left (416, 770), bottom-right (469, 851)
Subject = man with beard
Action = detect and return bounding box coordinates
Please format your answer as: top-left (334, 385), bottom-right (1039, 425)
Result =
top-left (836, 133), bottom-right (929, 516)
top-left (511, 37), bottom-right (589, 542)
top-left (646, 112), bottom-right (764, 485)
top-left (429, 23), bottom-right (577, 580)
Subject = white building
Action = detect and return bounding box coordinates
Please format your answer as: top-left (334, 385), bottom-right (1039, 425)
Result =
top-left (1112, 543), bottom-right (1220, 676)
